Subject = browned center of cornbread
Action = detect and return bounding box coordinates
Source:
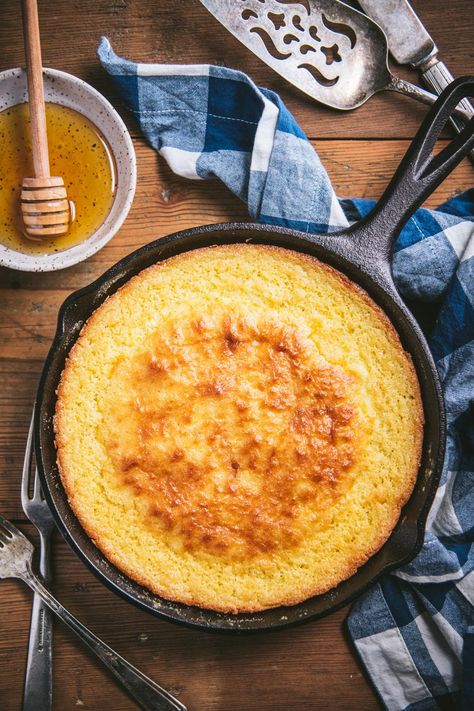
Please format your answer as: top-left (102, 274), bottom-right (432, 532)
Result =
top-left (99, 313), bottom-right (359, 562)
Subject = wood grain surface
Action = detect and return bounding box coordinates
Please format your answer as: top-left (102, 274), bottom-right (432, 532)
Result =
top-left (0, 1), bottom-right (473, 709)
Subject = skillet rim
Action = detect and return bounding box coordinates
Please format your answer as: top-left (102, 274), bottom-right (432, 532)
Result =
top-left (35, 222), bottom-right (446, 633)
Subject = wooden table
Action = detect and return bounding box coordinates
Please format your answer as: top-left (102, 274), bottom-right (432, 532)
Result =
top-left (0, 1), bottom-right (472, 709)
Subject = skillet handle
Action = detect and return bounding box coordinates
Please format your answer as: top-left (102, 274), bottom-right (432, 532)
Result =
top-left (357, 76), bottom-right (474, 261)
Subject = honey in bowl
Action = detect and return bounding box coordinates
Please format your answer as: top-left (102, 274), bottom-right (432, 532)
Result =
top-left (0, 102), bottom-right (116, 255)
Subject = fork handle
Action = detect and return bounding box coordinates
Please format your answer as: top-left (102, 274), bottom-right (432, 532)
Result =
top-left (22, 532), bottom-right (53, 711)
top-left (22, 569), bottom-right (186, 711)
top-left (23, 593), bottom-right (53, 711)
top-left (385, 75), bottom-right (473, 122)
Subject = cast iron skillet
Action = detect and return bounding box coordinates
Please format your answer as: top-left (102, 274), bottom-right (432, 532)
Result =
top-left (36, 78), bottom-right (474, 633)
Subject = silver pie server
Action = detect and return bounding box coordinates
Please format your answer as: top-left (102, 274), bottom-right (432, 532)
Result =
top-left (199, 0), bottom-right (472, 119)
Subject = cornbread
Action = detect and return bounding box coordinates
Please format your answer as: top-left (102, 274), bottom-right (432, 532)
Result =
top-left (55, 244), bottom-right (423, 613)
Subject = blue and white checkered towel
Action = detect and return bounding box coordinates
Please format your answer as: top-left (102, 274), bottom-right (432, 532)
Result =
top-left (98, 37), bottom-right (474, 711)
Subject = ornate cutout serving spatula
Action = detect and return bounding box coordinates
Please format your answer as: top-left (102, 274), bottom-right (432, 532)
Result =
top-left (199, 0), bottom-right (471, 118)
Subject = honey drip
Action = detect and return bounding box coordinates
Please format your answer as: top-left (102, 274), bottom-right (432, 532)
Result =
top-left (0, 103), bottom-right (116, 255)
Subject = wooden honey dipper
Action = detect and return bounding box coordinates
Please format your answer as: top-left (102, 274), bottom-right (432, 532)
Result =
top-left (20, 0), bottom-right (73, 240)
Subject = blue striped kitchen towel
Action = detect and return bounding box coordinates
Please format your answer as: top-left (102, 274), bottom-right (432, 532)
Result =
top-left (98, 36), bottom-right (474, 711)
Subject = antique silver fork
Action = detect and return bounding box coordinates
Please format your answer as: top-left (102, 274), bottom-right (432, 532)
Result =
top-left (0, 514), bottom-right (187, 711)
top-left (21, 408), bottom-right (55, 711)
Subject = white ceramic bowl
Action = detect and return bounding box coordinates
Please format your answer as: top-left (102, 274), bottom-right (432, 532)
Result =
top-left (0, 68), bottom-right (136, 272)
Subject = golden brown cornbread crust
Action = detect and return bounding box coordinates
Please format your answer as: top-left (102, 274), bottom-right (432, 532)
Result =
top-left (55, 244), bottom-right (423, 613)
